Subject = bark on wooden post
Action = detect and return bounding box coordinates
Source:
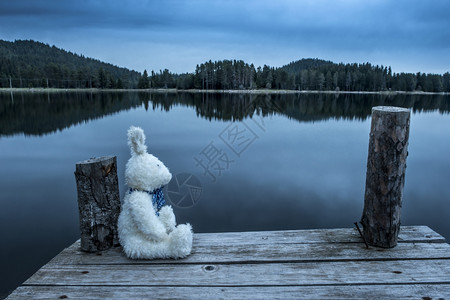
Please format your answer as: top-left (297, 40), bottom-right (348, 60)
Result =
top-left (75, 156), bottom-right (120, 252)
top-left (361, 106), bottom-right (411, 248)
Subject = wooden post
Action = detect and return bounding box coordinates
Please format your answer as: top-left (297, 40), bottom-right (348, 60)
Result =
top-left (361, 106), bottom-right (410, 248)
top-left (74, 156), bottom-right (121, 252)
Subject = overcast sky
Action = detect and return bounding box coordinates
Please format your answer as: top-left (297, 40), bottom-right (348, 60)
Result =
top-left (1, 0), bottom-right (449, 74)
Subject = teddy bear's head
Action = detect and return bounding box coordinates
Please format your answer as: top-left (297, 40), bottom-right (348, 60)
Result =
top-left (125, 126), bottom-right (172, 192)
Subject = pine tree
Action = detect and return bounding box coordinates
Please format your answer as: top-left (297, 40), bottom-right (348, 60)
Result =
top-left (98, 67), bottom-right (107, 89)
top-left (138, 70), bottom-right (150, 89)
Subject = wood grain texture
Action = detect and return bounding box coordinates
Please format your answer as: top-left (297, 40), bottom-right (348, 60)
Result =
top-left (7, 226), bottom-right (450, 299)
top-left (190, 225), bottom-right (445, 245)
top-left (24, 260), bottom-right (450, 286)
top-left (362, 106), bottom-right (411, 248)
top-left (48, 238), bottom-right (450, 265)
top-left (8, 285), bottom-right (450, 299)
top-left (45, 225), bottom-right (447, 265)
top-left (74, 156), bottom-right (120, 252)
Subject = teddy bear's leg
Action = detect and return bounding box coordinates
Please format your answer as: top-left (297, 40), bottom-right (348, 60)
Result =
top-left (121, 237), bottom-right (165, 260)
top-left (159, 205), bottom-right (176, 234)
top-left (167, 223), bottom-right (193, 259)
top-left (123, 236), bottom-right (181, 259)
top-left (122, 225), bottom-right (193, 259)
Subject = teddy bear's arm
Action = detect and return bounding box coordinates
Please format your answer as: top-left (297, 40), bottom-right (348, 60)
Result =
top-left (158, 205), bottom-right (176, 233)
top-left (128, 192), bottom-right (168, 241)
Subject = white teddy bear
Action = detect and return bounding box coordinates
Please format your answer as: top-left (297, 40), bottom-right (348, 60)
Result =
top-left (118, 126), bottom-right (193, 259)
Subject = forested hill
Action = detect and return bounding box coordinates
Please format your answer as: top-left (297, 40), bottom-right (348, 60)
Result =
top-left (281, 58), bottom-right (335, 74)
top-left (0, 39), bottom-right (140, 88)
top-left (279, 59), bottom-right (449, 92)
top-left (162, 58), bottom-right (449, 92)
top-left (1, 39), bottom-right (449, 92)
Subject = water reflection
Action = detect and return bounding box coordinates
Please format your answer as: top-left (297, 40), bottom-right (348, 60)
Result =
top-left (0, 91), bottom-right (449, 136)
top-left (147, 92), bottom-right (450, 122)
top-left (0, 91), bottom-right (141, 136)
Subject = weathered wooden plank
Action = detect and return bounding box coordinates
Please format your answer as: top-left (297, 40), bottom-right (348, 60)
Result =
top-left (48, 239), bottom-right (450, 265)
top-left (8, 284), bottom-right (450, 299)
top-left (45, 226), bottom-right (447, 266)
top-left (24, 259), bottom-right (450, 286)
top-left (7, 226), bottom-right (450, 299)
top-left (187, 226), bottom-right (445, 245)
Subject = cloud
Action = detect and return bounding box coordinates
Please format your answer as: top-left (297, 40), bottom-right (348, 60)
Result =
top-left (0, 0), bottom-right (449, 73)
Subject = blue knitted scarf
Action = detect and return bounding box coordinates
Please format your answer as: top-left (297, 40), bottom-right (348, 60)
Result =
top-left (129, 186), bottom-right (165, 216)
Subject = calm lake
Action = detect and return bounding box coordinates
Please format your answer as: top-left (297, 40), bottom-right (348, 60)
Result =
top-left (0, 91), bottom-right (449, 297)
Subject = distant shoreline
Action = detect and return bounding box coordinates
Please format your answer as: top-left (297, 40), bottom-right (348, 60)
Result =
top-left (0, 87), bottom-right (448, 96)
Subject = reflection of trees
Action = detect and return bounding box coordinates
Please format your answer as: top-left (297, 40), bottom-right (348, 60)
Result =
top-left (147, 92), bottom-right (450, 123)
top-left (1, 91), bottom-right (449, 137)
top-left (0, 92), bottom-right (141, 136)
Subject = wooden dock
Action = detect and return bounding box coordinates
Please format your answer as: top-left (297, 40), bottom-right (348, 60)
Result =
top-left (7, 226), bottom-right (450, 299)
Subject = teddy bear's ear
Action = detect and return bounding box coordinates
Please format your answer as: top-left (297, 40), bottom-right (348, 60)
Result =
top-left (127, 126), bottom-right (147, 155)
